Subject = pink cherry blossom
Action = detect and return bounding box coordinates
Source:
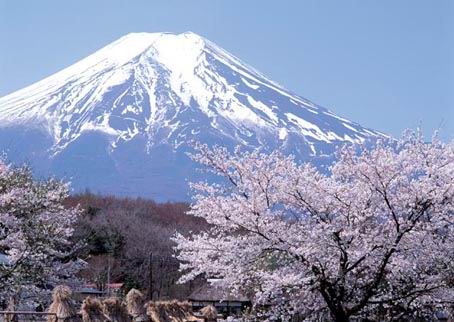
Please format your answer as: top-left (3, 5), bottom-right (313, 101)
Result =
top-left (0, 164), bottom-right (82, 301)
top-left (174, 130), bottom-right (454, 321)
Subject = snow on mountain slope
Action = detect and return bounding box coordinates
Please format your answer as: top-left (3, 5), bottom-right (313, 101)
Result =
top-left (0, 32), bottom-right (387, 200)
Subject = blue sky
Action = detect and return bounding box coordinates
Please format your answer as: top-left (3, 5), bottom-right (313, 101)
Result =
top-left (0, 0), bottom-right (452, 139)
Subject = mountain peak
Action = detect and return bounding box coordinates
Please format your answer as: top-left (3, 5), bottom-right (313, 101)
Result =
top-left (0, 32), bottom-right (387, 199)
top-left (115, 31), bottom-right (207, 47)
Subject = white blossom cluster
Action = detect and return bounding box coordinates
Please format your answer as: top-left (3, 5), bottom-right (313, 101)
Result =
top-left (174, 131), bottom-right (454, 321)
top-left (0, 162), bottom-right (82, 301)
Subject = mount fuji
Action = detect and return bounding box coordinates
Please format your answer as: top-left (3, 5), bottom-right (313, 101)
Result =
top-left (0, 32), bottom-right (386, 200)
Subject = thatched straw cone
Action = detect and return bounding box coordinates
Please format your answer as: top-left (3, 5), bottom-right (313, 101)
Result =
top-left (81, 297), bottom-right (109, 322)
top-left (146, 301), bottom-right (200, 322)
top-left (102, 298), bottom-right (131, 322)
top-left (126, 289), bottom-right (149, 322)
top-left (47, 285), bottom-right (81, 322)
top-left (4, 294), bottom-right (19, 322)
top-left (200, 305), bottom-right (217, 322)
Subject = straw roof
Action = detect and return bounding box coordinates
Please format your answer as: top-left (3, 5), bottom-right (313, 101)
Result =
top-left (188, 284), bottom-right (249, 302)
top-left (47, 285), bottom-right (81, 322)
top-left (126, 289), bottom-right (148, 322)
top-left (200, 305), bottom-right (218, 321)
top-left (4, 294), bottom-right (18, 322)
top-left (200, 305), bottom-right (217, 320)
top-left (81, 297), bottom-right (108, 322)
top-left (146, 301), bottom-right (202, 322)
top-left (102, 298), bottom-right (131, 322)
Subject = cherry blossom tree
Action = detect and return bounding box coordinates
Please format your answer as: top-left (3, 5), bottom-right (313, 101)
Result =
top-left (174, 131), bottom-right (454, 321)
top-left (0, 162), bottom-right (82, 302)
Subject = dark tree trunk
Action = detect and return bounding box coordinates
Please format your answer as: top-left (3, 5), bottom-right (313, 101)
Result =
top-left (332, 311), bottom-right (350, 322)
top-left (318, 282), bottom-right (350, 322)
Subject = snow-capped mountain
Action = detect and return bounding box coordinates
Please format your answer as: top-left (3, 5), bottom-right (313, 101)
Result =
top-left (0, 32), bottom-right (386, 200)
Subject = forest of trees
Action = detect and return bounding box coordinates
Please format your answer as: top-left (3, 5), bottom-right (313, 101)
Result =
top-left (65, 193), bottom-right (209, 299)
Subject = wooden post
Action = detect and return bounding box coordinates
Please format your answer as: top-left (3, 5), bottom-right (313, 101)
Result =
top-left (148, 252), bottom-right (153, 300)
top-left (107, 256), bottom-right (111, 296)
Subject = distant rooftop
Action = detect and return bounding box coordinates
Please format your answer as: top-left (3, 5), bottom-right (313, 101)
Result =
top-left (188, 283), bottom-right (250, 302)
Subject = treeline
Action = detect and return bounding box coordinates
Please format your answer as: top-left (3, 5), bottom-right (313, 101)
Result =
top-left (65, 192), bottom-right (209, 299)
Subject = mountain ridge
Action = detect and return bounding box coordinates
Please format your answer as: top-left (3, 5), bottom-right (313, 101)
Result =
top-left (0, 32), bottom-right (387, 200)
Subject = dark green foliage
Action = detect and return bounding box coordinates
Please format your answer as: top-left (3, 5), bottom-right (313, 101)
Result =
top-left (86, 205), bottom-right (101, 219)
top-left (86, 229), bottom-right (125, 256)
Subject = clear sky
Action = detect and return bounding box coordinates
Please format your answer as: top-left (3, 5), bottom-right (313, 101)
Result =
top-left (1, 0), bottom-right (452, 139)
